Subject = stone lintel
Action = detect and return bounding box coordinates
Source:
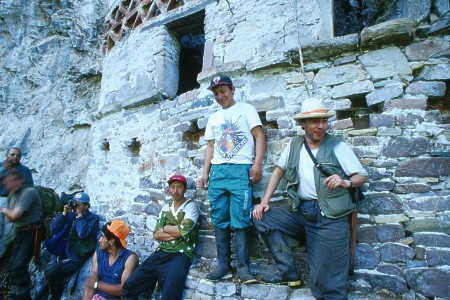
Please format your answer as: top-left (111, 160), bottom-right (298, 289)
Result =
top-left (361, 18), bottom-right (416, 50)
top-left (198, 61), bottom-right (246, 83)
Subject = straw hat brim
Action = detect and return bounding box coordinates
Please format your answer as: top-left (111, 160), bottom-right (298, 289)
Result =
top-left (293, 112), bottom-right (334, 120)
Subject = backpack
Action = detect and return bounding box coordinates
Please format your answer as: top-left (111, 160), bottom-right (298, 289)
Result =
top-left (34, 185), bottom-right (62, 239)
top-left (35, 186), bottom-right (61, 218)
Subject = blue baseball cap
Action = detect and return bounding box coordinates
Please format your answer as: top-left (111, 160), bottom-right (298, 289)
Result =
top-left (207, 74), bottom-right (233, 90)
top-left (73, 192), bottom-right (90, 204)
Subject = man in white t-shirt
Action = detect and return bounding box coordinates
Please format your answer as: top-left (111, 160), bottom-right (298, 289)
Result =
top-left (200, 74), bottom-right (266, 283)
top-left (252, 98), bottom-right (368, 299)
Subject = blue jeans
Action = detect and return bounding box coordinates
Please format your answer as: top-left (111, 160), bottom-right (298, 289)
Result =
top-left (208, 164), bottom-right (253, 230)
top-left (122, 251), bottom-right (191, 300)
top-left (253, 204), bottom-right (350, 299)
top-left (45, 257), bottom-right (84, 298)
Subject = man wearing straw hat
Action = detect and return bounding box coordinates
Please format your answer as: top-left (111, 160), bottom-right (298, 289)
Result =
top-left (253, 98), bottom-right (368, 298)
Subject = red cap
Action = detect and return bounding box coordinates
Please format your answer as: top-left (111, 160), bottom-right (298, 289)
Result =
top-left (167, 174), bottom-right (187, 187)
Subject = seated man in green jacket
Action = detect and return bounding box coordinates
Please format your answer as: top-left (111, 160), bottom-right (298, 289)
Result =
top-left (122, 174), bottom-right (200, 300)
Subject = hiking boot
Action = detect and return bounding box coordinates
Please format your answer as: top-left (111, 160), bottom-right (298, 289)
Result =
top-left (206, 227), bottom-right (232, 281)
top-left (258, 230), bottom-right (301, 286)
top-left (234, 230), bottom-right (258, 284)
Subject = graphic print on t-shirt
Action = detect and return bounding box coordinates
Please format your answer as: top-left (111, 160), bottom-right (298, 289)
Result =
top-left (217, 117), bottom-right (248, 161)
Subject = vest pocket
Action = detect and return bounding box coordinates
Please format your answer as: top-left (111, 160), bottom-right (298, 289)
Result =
top-left (323, 188), bottom-right (355, 217)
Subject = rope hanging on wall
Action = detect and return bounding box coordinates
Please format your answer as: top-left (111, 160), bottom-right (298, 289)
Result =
top-left (293, 0), bottom-right (312, 98)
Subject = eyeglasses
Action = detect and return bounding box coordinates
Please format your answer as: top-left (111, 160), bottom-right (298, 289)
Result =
top-left (8, 153), bottom-right (21, 157)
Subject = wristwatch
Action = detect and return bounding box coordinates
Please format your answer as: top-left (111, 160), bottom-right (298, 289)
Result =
top-left (94, 281), bottom-right (98, 289)
top-left (347, 178), bottom-right (353, 188)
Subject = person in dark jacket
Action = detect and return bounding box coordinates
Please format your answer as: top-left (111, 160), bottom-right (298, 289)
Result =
top-left (44, 192), bottom-right (100, 299)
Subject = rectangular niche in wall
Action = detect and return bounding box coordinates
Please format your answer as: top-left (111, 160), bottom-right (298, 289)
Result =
top-left (99, 9), bottom-right (206, 114)
top-left (334, 0), bottom-right (404, 37)
top-left (166, 10), bottom-right (205, 96)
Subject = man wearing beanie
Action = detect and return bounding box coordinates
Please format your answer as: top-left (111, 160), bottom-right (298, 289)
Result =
top-left (83, 220), bottom-right (138, 300)
top-left (122, 174), bottom-right (200, 300)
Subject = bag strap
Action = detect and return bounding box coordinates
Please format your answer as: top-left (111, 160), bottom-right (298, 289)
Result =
top-left (303, 141), bottom-right (332, 177)
top-left (304, 139), bottom-right (364, 212)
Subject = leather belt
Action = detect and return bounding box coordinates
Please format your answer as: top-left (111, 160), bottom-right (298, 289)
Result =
top-left (17, 221), bottom-right (42, 230)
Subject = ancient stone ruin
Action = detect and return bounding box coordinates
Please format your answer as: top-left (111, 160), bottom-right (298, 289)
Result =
top-left (0, 0), bottom-right (449, 299)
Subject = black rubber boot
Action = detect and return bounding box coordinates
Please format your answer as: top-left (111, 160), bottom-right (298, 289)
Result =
top-left (206, 227), bottom-right (232, 281)
top-left (8, 285), bottom-right (16, 300)
top-left (259, 230), bottom-right (301, 287)
top-left (48, 280), bottom-right (64, 300)
top-left (34, 282), bottom-right (49, 300)
top-left (234, 230), bottom-right (258, 284)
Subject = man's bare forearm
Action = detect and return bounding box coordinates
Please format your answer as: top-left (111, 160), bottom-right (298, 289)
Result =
top-left (262, 166), bottom-right (285, 204)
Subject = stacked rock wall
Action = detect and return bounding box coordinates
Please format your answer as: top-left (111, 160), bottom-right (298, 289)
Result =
top-left (0, 0), bottom-right (449, 299)
top-left (87, 1), bottom-right (449, 298)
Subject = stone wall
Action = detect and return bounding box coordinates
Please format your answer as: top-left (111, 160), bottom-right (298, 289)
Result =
top-left (1, 0), bottom-right (449, 299)
top-left (0, 0), bottom-right (107, 190)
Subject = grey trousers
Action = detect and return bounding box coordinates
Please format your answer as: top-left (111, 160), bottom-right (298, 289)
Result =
top-left (253, 204), bottom-right (350, 300)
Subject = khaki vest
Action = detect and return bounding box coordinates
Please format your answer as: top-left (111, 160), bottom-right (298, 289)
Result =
top-left (284, 134), bottom-right (355, 218)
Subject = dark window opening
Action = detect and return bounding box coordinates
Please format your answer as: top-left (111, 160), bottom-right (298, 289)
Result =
top-left (167, 10), bottom-right (205, 96)
top-left (258, 112), bottom-right (278, 129)
top-left (334, 95), bottom-right (371, 129)
top-left (334, 0), bottom-right (404, 37)
top-left (352, 114), bottom-right (370, 129)
top-left (182, 121), bottom-right (205, 150)
top-left (335, 110), bottom-right (353, 120)
top-left (101, 139), bottom-right (110, 151)
top-left (335, 110), bottom-right (370, 129)
top-left (127, 138), bottom-right (141, 156)
top-left (349, 94), bottom-right (370, 129)
top-left (428, 81), bottom-right (450, 113)
top-left (347, 94), bottom-right (368, 108)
